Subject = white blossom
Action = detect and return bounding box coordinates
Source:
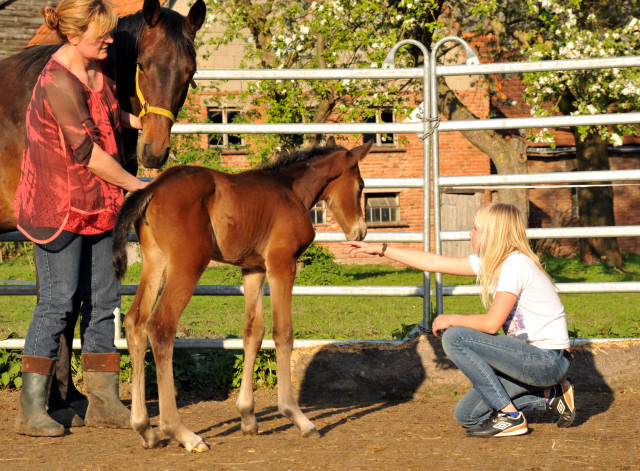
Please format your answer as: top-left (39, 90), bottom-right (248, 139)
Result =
top-left (610, 133), bottom-right (623, 146)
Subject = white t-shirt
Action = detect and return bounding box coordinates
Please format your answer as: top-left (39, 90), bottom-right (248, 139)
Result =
top-left (469, 252), bottom-right (570, 349)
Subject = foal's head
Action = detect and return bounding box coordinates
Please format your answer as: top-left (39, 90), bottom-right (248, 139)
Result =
top-left (319, 139), bottom-right (373, 241)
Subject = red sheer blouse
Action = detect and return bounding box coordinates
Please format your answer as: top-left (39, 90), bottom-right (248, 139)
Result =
top-left (13, 57), bottom-right (125, 244)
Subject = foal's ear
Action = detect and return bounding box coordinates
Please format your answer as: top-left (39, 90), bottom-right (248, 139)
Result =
top-left (185, 0), bottom-right (207, 40)
top-left (326, 136), bottom-right (336, 147)
top-left (143, 0), bottom-right (162, 27)
top-left (348, 140), bottom-right (373, 162)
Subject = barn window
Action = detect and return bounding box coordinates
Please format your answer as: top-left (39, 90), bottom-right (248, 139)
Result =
top-left (310, 201), bottom-right (326, 225)
top-left (362, 109), bottom-right (396, 147)
top-left (365, 193), bottom-right (400, 225)
top-left (207, 108), bottom-right (244, 148)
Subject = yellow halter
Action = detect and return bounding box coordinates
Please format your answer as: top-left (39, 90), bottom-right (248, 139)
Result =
top-left (135, 64), bottom-right (176, 123)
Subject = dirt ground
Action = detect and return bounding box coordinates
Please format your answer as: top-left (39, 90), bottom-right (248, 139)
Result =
top-left (1, 384), bottom-right (639, 471)
top-left (2, 338), bottom-right (639, 470)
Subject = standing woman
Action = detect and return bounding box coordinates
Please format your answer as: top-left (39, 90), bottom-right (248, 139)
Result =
top-left (343, 202), bottom-right (576, 437)
top-left (13, 0), bottom-right (145, 437)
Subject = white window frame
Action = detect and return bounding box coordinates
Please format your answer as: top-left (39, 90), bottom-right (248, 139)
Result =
top-left (310, 201), bottom-right (326, 225)
top-left (207, 108), bottom-right (245, 148)
top-left (365, 192), bottom-right (401, 226)
top-left (362, 109), bottom-right (396, 147)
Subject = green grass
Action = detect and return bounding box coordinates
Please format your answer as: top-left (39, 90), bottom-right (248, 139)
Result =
top-left (1, 253), bottom-right (639, 340)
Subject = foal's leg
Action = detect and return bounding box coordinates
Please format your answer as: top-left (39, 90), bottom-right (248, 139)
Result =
top-left (125, 231), bottom-right (166, 449)
top-left (147, 260), bottom-right (210, 453)
top-left (268, 260), bottom-right (319, 438)
top-left (236, 270), bottom-right (266, 435)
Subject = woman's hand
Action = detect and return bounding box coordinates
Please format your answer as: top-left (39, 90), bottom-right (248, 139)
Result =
top-left (121, 111), bottom-right (142, 130)
top-left (87, 144), bottom-right (147, 192)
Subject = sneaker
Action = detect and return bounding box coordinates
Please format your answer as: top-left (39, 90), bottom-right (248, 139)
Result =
top-left (549, 378), bottom-right (576, 428)
top-left (466, 411), bottom-right (528, 438)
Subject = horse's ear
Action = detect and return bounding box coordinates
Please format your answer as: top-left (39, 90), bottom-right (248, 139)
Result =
top-left (185, 0), bottom-right (207, 40)
top-left (348, 140), bottom-right (374, 162)
top-left (143, 0), bottom-right (162, 27)
top-left (326, 136), bottom-right (336, 147)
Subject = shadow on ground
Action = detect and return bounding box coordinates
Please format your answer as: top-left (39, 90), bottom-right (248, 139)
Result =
top-left (293, 335), bottom-right (621, 430)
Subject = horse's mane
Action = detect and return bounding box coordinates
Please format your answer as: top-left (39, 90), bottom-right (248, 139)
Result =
top-left (261, 144), bottom-right (344, 172)
top-left (9, 44), bottom-right (62, 81)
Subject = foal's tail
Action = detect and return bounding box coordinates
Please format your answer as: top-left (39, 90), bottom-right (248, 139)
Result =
top-left (111, 188), bottom-right (154, 280)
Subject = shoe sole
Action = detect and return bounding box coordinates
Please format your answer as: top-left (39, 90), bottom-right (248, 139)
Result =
top-left (493, 422), bottom-right (529, 437)
top-left (467, 421), bottom-right (529, 437)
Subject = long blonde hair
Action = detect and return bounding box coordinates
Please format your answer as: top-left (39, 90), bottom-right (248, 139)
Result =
top-left (42, 0), bottom-right (117, 41)
top-left (473, 202), bottom-right (553, 308)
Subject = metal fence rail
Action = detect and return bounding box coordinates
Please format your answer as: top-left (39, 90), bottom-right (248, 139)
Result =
top-left (1, 39), bottom-right (639, 349)
top-left (2, 281), bottom-right (638, 297)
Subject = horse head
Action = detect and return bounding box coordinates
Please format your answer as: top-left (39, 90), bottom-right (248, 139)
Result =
top-left (132, 0), bottom-right (205, 169)
top-left (319, 138), bottom-right (373, 241)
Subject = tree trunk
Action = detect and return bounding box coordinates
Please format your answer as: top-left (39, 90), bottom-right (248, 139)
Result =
top-left (436, 80), bottom-right (530, 221)
top-left (574, 132), bottom-right (623, 267)
top-left (558, 93), bottom-right (623, 267)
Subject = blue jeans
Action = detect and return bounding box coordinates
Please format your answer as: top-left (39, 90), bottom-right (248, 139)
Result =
top-left (442, 326), bottom-right (571, 427)
top-left (24, 231), bottom-right (120, 359)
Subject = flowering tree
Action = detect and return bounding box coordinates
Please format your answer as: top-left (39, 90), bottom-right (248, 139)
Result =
top-left (414, 0), bottom-right (640, 266)
top-left (202, 0), bottom-right (444, 163)
top-left (519, 0), bottom-right (640, 266)
top-left (202, 0), bottom-right (538, 212)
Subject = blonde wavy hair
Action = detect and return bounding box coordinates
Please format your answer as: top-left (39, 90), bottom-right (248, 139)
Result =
top-left (473, 202), bottom-right (554, 308)
top-left (42, 0), bottom-right (117, 41)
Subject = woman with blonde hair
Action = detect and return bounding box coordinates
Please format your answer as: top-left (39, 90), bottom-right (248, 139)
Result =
top-left (14, 0), bottom-right (145, 437)
top-left (343, 202), bottom-right (575, 437)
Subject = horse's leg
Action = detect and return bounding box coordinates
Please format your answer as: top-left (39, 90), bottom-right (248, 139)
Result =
top-left (236, 270), bottom-right (266, 435)
top-left (268, 258), bottom-right (320, 438)
top-left (147, 262), bottom-right (209, 452)
top-left (125, 232), bottom-right (166, 449)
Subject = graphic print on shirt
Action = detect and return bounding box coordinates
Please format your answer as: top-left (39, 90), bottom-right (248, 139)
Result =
top-left (502, 302), bottom-right (526, 339)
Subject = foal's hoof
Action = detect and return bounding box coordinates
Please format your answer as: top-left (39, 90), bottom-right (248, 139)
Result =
top-left (301, 426), bottom-right (320, 438)
top-left (240, 421), bottom-right (259, 436)
top-left (188, 439), bottom-right (210, 453)
top-left (140, 430), bottom-right (162, 449)
top-left (141, 437), bottom-right (163, 449)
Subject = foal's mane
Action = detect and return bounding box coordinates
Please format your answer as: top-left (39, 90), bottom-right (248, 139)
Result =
top-left (261, 144), bottom-right (343, 172)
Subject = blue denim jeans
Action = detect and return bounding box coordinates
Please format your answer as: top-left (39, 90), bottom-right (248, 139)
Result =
top-left (442, 326), bottom-right (571, 427)
top-left (23, 231), bottom-right (120, 359)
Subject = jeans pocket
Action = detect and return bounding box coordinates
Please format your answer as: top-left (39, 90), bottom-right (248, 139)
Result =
top-left (522, 361), bottom-right (557, 387)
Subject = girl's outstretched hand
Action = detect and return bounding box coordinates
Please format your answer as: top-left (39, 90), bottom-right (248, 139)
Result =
top-left (341, 241), bottom-right (384, 257)
top-left (431, 314), bottom-right (451, 336)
